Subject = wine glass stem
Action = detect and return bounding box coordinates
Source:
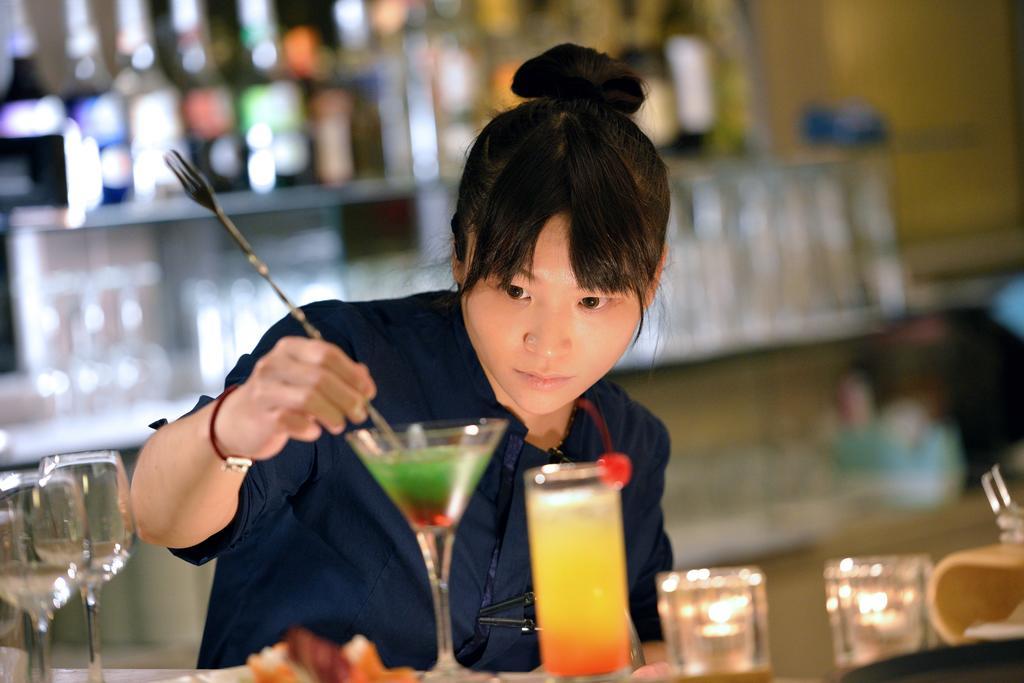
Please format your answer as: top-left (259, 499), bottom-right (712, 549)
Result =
top-left (415, 527), bottom-right (457, 671)
top-left (84, 581), bottom-right (104, 682)
top-left (24, 608), bottom-right (52, 683)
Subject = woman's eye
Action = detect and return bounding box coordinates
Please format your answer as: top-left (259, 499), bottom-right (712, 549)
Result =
top-left (506, 285), bottom-right (527, 300)
top-left (580, 296), bottom-right (605, 310)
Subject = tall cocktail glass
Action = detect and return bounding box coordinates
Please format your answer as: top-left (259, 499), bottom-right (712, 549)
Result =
top-left (525, 462), bottom-right (631, 679)
top-left (346, 418), bottom-right (508, 679)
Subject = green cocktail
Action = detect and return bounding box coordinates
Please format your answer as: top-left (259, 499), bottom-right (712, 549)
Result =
top-left (346, 419), bottom-right (508, 679)
top-left (360, 445), bottom-right (491, 529)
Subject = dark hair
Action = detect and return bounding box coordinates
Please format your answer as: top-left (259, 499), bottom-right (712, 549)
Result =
top-left (452, 43), bottom-right (670, 328)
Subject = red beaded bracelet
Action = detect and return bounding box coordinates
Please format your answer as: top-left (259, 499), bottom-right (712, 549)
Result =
top-left (209, 385), bottom-right (252, 472)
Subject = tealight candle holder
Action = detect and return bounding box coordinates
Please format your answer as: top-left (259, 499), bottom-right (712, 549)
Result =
top-left (657, 566), bottom-right (771, 682)
top-left (824, 554), bottom-right (933, 667)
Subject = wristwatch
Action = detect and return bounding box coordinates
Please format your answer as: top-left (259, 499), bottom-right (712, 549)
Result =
top-left (220, 455), bottom-right (254, 474)
top-left (209, 385), bottom-right (253, 474)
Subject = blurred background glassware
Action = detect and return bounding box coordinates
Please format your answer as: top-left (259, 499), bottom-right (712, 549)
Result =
top-left (811, 167), bottom-right (863, 316)
top-left (0, 470), bottom-right (89, 683)
top-left (656, 566), bottom-right (771, 682)
top-left (38, 451), bottom-right (135, 683)
top-left (846, 157), bottom-right (904, 317)
top-left (731, 169), bottom-right (779, 342)
top-left (691, 173), bottom-right (738, 347)
top-left (824, 554), bottom-right (933, 668)
top-left (767, 167), bottom-right (812, 332)
top-left (181, 277), bottom-right (229, 395)
top-left (107, 262), bottom-right (172, 404)
top-left (32, 270), bottom-right (77, 419)
top-left (663, 155), bottom-right (881, 363)
top-left (67, 279), bottom-right (114, 415)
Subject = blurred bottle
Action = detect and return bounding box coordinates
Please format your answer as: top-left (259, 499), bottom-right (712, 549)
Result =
top-left (0, 0), bottom-right (11, 98)
top-left (697, 0), bottom-right (758, 155)
top-left (113, 0), bottom-right (188, 200)
top-left (283, 24), bottom-right (355, 185)
top-left (619, 3), bottom-right (679, 149)
top-left (332, 0), bottom-right (387, 179)
top-left (235, 0), bottom-right (313, 192)
top-left (62, 0), bottom-right (131, 207)
top-left (427, 0), bottom-right (481, 179)
top-left (171, 0), bottom-right (247, 192)
top-left (369, 0), bottom-right (415, 180)
top-left (663, 0), bottom-right (757, 156)
top-left (476, 0), bottom-right (521, 113)
top-left (399, 2), bottom-right (439, 182)
top-left (0, 0), bottom-right (65, 138)
top-left (664, 35), bottom-right (714, 154)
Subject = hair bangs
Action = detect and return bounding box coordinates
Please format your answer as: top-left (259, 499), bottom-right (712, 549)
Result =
top-left (564, 118), bottom-right (661, 301)
top-left (463, 118), bottom-right (571, 290)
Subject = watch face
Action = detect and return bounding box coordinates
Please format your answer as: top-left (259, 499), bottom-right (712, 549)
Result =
top-left (222, 456), bottom-right (254, 473)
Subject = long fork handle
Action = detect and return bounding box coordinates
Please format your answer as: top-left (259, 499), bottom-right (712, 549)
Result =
top-left (214, 208), bottom-right (322, 340)
top-left (212, 208), bottom-right (396, 444)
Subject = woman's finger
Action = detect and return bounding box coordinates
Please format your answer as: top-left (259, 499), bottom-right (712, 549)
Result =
top-left (276, 337), bottom-right (374, 397)
top-left (276, 409), bottom-right (324, 442)
top-left (254, 381), bottom-right (347, 432)
top-left (261, 361), bottom-right (369, 426)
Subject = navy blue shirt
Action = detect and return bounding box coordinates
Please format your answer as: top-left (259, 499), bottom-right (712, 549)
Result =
top-left (170, 291), bottom-right (673, 671)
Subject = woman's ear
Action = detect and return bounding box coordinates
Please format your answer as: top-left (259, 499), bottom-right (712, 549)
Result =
top-left (452, 251), bottom-right (466, 287)
top-left (644, 248), bottom-right (667, 308)
top-left (452, 233), bottom-right (475, 288)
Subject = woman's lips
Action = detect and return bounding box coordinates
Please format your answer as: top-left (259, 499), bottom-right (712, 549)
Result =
top-left (516, 370), bottom-right (572, 391)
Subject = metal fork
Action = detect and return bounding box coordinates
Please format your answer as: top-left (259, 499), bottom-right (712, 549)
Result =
top-left (983, 464), bottom-right (1023, 544)
top-left (163, 151), bottom-right (402, 450)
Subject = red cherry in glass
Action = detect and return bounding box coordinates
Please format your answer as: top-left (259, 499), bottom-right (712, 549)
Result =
top-left (598, 452), bottom-right (632, 488)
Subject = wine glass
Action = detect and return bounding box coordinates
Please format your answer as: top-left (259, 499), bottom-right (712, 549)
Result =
top-left (0, 469), bottom-right (89, 683)
top-left (38, 451), bottom-right (135, 683)
top-left (0, 595), bottom-right (25, 679)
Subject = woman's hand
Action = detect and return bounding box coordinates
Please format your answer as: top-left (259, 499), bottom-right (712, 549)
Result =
top-left (212, 337), bottom-right (377, 460)
top-left (631, 641), bottom-right (669, 678)
top-left (631, 662), bottom-right (671, 679)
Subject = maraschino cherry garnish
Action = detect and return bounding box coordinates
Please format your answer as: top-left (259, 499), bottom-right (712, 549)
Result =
top-left (575, 398), bottom-right (633, 488)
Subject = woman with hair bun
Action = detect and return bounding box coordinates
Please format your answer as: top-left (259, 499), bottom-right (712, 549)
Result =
top-left (132, 43), bottom-right (674, 673)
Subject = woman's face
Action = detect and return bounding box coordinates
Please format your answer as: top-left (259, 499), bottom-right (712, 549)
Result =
top-left (459, 214), bottom-right (649, 421)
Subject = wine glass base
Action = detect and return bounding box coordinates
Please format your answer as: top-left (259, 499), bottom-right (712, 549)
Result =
top-left (542, 672), bottom-right (632, 683)
top-left (479, 672), bottom-right (632, 683)
top-left (421, 664), bottom-right (494, 682)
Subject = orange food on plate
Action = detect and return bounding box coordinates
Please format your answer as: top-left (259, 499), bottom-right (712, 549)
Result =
top-left (247, 642), bottom-right (308, 683)
top-left (246, 627), bottom-right (417, 683)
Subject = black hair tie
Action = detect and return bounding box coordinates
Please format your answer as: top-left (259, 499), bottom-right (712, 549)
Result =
top-left (556, 76), bottom-right (605, 105)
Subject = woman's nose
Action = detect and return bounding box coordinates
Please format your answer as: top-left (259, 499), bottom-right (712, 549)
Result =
top-left (523, 319), bottom-right (572, 357)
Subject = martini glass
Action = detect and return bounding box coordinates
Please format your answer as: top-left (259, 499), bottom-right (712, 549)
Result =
top-left (346, 418), bottom-right (508, 679)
